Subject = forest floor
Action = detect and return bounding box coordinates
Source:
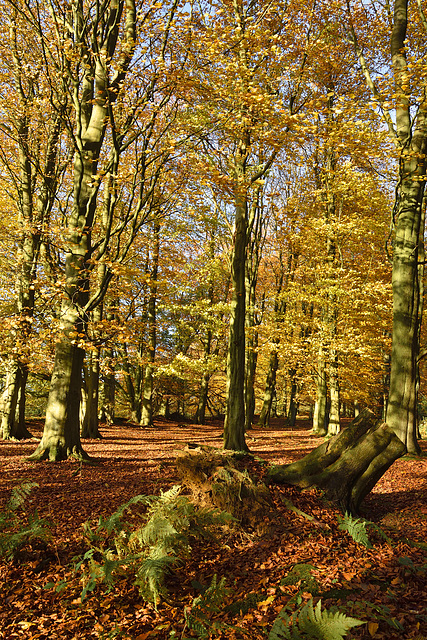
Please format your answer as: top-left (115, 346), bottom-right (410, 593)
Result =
top-left (1, 417), bottom-right (427, 640)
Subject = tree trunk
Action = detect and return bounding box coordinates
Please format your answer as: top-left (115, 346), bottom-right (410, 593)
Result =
top-left (258, 350), bottom-right (279, 428)
top-left (328, 352), bottom-right (340, 435)
top-left (268, 409), bottom-right (406, 514)
top-left (100, 347), bottom-right (116, 425)
top-left (196, 369), bottom-right (210, 425)
top-left (1, 361), bottom-right (31, 440)
top-left (81, 351), bottom-right (102, 439)
top-left (312, 348), bottom-right (327, 435)
top-left (141, 219), bottom-right (160, 428)
top-left (384, 0), bottom-right (427, 452)
top-left (224, 180), bottom-right (248, 450)
top-left (29, 324), bottom-right (90, 461)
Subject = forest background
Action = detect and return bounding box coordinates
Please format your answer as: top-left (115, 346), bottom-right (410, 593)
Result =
top-left (0, 0), bottom-right (426, 457)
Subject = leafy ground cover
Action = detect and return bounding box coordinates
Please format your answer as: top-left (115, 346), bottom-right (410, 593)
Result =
top-left (0, 417), bottom-right (426, 640)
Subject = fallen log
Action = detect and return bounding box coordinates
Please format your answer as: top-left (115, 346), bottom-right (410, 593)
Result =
top-left (267, 409), bottom-right (406, 514)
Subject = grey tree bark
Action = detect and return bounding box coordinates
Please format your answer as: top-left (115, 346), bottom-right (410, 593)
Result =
top-left (349, 0), bottom-right (427, 454)
top-left (30, 0), bottom-right (138, 460)
top-left (268, 409), bottom-right (406, 514)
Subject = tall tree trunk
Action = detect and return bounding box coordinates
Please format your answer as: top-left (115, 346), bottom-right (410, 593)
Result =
top-left (81, 350), bottom-right (102, 438)
top-left (244, 191), bottom-right (263, 432)
top-left (141, 219), bottom-right (160, 428)
top-left (1, 22), bottom-right (63, 439)
top-left (384, 0), bottom-right (427, 454)
top-left (328, 351), bottom-right (340, 435)
top-left (31, 316), bottom-right (89, 461)
top-left (224, 189), bottom-right (248, 450)
top-left (287, 370), bottom-right (298, 427)
top-left (0, 361), bottom-right (31, 440)
top-left (100, 343), bottom-right (116, 425)
top-left (119, 344), bottom-right (141, 422)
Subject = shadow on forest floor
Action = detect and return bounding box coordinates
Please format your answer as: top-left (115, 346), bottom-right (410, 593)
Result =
top-left (0, 417), bottom-right (427, 639)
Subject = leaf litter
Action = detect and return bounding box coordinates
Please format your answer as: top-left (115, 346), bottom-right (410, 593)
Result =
top-left (0, 416), bottom-right (426, 639)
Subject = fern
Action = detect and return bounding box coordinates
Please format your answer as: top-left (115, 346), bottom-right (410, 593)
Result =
top-left (8, 481), bottom-right (39, 512)
top-left (280, 564), bottom-right (319, 594)
top-left (269, 599), bottom-right (364, 640)
top-left (71, 485), bottom-right (233, 606)
top-left (337, 513), bottom-right (372, 549)
top-left (184, 574), bottom-right (231, 639)
top-left (0, 482), bottom-right (50, 560)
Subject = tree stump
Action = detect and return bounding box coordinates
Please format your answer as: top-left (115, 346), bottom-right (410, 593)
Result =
top-left (175, 446), bottom-right (272, 527)
top-left (267, 409), bottom-right (406, 514)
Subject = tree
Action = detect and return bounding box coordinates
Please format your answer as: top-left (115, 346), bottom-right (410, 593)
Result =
top-left (0, 7), bottom-right (67, 440)
top-left (346, 0), bottom-right (427, 453)
top-left (27, 0), bottom-right (181, 460)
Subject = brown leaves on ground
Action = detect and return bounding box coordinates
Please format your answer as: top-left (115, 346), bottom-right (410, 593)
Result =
top-left (0, 417), bottom-right (427, 640)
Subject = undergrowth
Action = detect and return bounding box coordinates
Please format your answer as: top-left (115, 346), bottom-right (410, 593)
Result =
top-left (67, 485), bottom-right (233, 605)
top-left (0, 481), bottom-right (50, 560)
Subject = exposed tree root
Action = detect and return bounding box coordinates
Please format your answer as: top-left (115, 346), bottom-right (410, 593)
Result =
top-left (267, 409), bottom-right (406, 514)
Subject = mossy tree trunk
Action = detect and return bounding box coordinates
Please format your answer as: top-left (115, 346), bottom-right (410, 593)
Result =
top-left (268, 409), bottom-right (406, 514)
top-left (30, 0), bottom-right (138, 461)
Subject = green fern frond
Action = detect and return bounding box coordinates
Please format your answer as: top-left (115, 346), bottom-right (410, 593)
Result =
top-left (0, 484), bottom-right (50, 560)
top-left (136, 555), bottom-right (178, 605)
top-left (8, 481), bottom-right (39, 512)
top-left (98, 494), bottom-right (151, 535)
top-left (337, 513), bottom-right (372, 549)
top-left (269, 599), bottom-right (364, 640)
top-left (74, 485), bottom-right (233, 606)
top-left (184, 574), bottom-right (230, 638)
top-left (280, 564), bottom-right (319, 595)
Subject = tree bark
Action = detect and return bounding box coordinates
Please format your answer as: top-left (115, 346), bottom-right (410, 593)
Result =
top-left (384, 0), bottom-right (426, 454)
top-left (81, 351), bottom-right (102, 439)
top-left (268, 409), bottom-right (406, 514)
top-left (258, 350), bottom-right (279, 428)
top-left (224, 188), bottom-right (248, 450)
top-left (328, 351), bottom-right (340, 435)
top-left (312, 347), bottom-right (327, 435)
top-left (30, 324), bottom-right (90, 461)
top-left (141, 219), bottom-right (160, 428)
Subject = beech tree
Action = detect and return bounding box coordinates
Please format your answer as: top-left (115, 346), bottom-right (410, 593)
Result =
top-left (347, 0), bottom-right (427, 452)
top-left (0, 8), bottom-right (67, 440)
top-left (22, 0), bottom-right (183, 460)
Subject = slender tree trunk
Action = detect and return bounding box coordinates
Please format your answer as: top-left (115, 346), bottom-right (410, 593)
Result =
top-left (119, 345), bottom-right (141, 422)
top-left (81, 350), bottom-right (102, 438)
top-left (100, 344), bottom-right (116, 425)
top-left (258, 350), bottom-right (279, 428)
top-left (1, 26), bottom-right (63, 439)
top-left (328, 351), bottom-right (340, 435)
top-left (141, 219), bottom-right (160, 428)
top-left (312, 348), bottom-right (327, 435)
top-left (287, 371), bottom-right (298, 427)
top-left (1, 361), bottom-right (31, 440)
top-left (224, 189), bottom-right (248, 450)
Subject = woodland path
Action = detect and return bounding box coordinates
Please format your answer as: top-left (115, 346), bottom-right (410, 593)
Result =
top-left (1, 417), bottom-right (426, 639)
